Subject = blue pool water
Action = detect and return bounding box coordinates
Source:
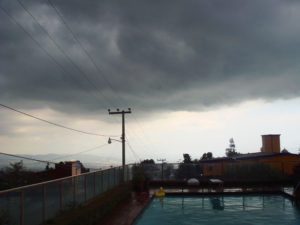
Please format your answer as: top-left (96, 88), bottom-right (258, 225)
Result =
top-left (134, 195), bottom-right (300, 225)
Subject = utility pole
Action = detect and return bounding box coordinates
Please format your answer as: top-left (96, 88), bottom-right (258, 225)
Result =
top-left (108, 108), bottom-right (131, 182)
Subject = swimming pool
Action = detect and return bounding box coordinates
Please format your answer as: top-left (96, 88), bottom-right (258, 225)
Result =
top-left (134, 194), bottom-right (300, 225)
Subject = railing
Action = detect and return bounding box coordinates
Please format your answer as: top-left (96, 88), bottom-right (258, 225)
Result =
top-left (1, 161), bottom-right (299, 224)
top-left (139, 161), bottom-right (300, 181)
top-left (0, 165), bottom-right (134, 225)
top-left (155, 195), bottom-right (288, 210)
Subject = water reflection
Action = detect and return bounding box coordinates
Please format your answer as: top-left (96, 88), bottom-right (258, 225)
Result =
top-left (158, 196), bottom-right (164, 208)
top-left (156, 195), bottom-right (294, 213)
top-left (210, 197), bottom-right (224, 210)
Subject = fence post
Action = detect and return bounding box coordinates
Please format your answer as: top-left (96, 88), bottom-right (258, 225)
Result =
top-left (162, 163), bottom-right (164, 180)
top-left (101, 171), bottom-right (104, 193)
top-left (84, 175), bottom-right (87, 202)
top-left (94, 172), bottom-right (96, 197)
top-left (127, 165), bottom-right (129, 181)
top-left (59, 181), bottom-right (63, 210)
top-left (108, 170), bottom-right (110, 189)
top-left (221, 162), bottom-right (224, 177)
top-left (73, 177), bottom-right (76, 203)
top-left (20, 190), bottom-right (24, 225)
top-left (114, 168), bottom-right (116, 187)
top-left (119, 167), bottom-right (121, 184)
top-left (42, 185), bottom-right (46, 222)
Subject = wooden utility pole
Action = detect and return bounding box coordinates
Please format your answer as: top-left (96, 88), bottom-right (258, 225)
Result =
top-left (108, 108), bottom-right (131, 181)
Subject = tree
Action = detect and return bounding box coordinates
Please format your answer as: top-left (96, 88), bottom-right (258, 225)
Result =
top-left (0, 161), bottom-right (30, 190)
top-left (183, 154), bottom-right (192, 163)
top-left (45, 163), bottom-right (50, 171)
top-left (138, 159), bottom-right (156, 180)
top-left (200, 152), bottom-right (213, 160)
top-left (141, 159), bottom-right (155, 164)
top-left (207, 152), bottom-right (213, 159)
top-left (226, 138), bottom-right (239, 157)
top-left (6, 161), bottom-right (25, 174)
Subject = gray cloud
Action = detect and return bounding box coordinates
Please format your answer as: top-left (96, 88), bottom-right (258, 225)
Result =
top-left (1, 0), bottom-right (300, 117)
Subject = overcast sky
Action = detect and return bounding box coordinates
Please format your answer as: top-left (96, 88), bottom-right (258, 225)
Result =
top-left (1, 0), bottom-right (300, 165)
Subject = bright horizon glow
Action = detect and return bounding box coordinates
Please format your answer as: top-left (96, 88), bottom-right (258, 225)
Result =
top-left (1, 97), bottom-right (300, 165)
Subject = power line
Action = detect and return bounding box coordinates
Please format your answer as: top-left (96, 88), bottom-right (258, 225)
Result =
top-left (0, 152), bottom-right (55, 164)
top-left (0, 1), bottom-right (115, 119)
top-left (26, 143), bottom-right (110, 166)
top-left (46, 0), bottom-right (155, 150)
top-left (46, 0), bottom-right (122, 103)
top-left (15, 0), bottom-right (115, 109)
top-left (127, 144), bottom-right (140, 162)
top-left (49, 143), bottom-right (109, 161)
top-left (131, 116), bottom-right (157, 149)
top-left (126, 147), bottom-right (138, 164)
top-left (126, 118), bottom-right (153, 152)
top-left (0, 2), bottom-right (123, 136)
top-left (0, 103), bottom-right (117, 137)
top-left (0, 143), bottom-right (109, 167)
top-left (5, 1), bottom-right (155, 158)
top-left (126, 137), bottom-right (141, 162)
top-left (45, 0), bottom-right (126, 132)
top-left (0, 4), bottom-right (90, 94)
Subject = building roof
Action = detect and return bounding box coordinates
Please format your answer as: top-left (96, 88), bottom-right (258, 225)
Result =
top-left (261, 134), bottom-right (281, 136)
top-left (199, 157), bottom-right (234, 163)
top-left (196, 152), bottom-right (300, 163)
top-left (200, 153), bottom-right (276, 162)
top-left (233, 152), bottom-right (299, 160)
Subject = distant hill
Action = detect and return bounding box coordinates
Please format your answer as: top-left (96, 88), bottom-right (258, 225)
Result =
top-left (0, 153), bottom-right (122, 171)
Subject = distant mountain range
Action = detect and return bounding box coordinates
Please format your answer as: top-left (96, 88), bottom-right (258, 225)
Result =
top-left (0, 153), bottom-right (122, 171)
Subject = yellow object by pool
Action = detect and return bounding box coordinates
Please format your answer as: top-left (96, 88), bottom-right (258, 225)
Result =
top-left (155, 187), bottom-right (165, 196)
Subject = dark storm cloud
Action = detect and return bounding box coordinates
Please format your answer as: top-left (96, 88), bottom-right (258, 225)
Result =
top-left (1, 0), bottom-right (300, 116)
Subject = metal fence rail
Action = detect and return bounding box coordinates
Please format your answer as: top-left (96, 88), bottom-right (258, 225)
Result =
top-left (1, 161), bottom-right (299, 224)
top-left (0, 165), bottom-right (133, 225)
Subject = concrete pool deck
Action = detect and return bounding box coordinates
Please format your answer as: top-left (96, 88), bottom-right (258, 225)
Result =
top-left (96, 191), bottom-right (153, 225)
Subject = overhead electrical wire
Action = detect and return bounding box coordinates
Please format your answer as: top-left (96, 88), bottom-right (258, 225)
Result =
top-left (46, 0), bottom-right (155, 153)
top-left (126, 118), bottom-right (153, 152)
top-left (46, 0), bottom-right (122, 104)
top-left (0, 1), bottom-right (114, 119)
top-left (45, 0), bottom-right (123, 127)
top-left (2, 1), bottom-right (152, 160)
top-left (49, 143), bottom-right (109, 161)
top-left (0, 103), bottom-right (118, 137)
top-left (125, 137), bottom-right (141, 162)
top-left (0, 2), bottom-right (120, 131)
top-left (0, 152), bottom-right (55, 164)
top-left (0, 143), bottom-right (109, 168)
top-left (0, 4), bottom-right (89, 94)
top-left (131, 116), bottom-right (157, 149)
top-left (15, 0), bottom-right (116, 109)
top-left (0, 2), bottom-right (121, 142)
